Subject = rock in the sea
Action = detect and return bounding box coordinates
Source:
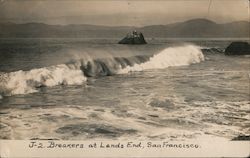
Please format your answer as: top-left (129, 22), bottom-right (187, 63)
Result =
top-left (231, 135), bottom-right (250, 141)
top-left (118, 30), bottom-right (147, 44)
top-left (225, 41), bottom-right (250, 55)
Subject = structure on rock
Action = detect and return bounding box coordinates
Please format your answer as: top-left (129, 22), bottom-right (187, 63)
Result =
top-left (118, 30), bottom-right (147, 45)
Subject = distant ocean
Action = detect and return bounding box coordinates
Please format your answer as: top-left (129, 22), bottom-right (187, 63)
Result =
top-left (0, 38), bottom-right (249, 140)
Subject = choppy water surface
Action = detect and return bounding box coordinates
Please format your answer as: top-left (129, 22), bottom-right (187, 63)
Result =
top-left (0, 38), bottom-right (249, 140)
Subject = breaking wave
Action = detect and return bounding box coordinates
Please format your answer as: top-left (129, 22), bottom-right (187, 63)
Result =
top-left (0, 45), bottom-right (204, 96)
top-left (119, 45), bottom-right (204, 73)
top-left (0, 64), bottom-right (86, 96)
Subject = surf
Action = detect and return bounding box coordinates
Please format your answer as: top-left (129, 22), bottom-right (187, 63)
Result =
top-left (0, 44), bottom-right (204, 97)
top-left (119, 45), bottom-right (204, 73)
top-left (0, 64), bottom-right (87, 96)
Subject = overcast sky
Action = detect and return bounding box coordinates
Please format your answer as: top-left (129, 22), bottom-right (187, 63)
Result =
top-left (0, 0), bottom-right (249, 26)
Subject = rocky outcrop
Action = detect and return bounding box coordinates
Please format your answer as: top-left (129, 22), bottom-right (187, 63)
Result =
top-left (232, 135), bottom-right (250, 141)
top-left (118, 30), bottom-right (147, 44)
top-left (225, 42), bottom-right (250, 55)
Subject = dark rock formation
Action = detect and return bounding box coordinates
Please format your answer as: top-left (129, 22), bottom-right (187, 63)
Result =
top-left (225, 41), bottom-right (250, 55)
top-left (231, 135), bottom-right (250, 141)
top-left (118, 30), bottom-right (147, 44)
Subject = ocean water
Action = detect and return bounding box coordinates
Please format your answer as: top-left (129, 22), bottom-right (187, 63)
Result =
top-left (0, 38), bottom-right (249, 140)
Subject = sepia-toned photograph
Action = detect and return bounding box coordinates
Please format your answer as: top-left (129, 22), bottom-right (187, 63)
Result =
top-left (0, 0), bottom-right (249, 153)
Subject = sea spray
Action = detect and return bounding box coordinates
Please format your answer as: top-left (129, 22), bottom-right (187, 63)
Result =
top-left (119, 45), bottom-right (204, 73)
top-left (0, 64), bottom-right (86, 96)
top-left (0, 44), bottom-right (204, 97)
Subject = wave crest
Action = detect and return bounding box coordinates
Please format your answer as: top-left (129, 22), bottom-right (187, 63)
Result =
top-left (0, 44), bottom-right (204, 96)
top-left (119, 45), bottom-right (204, 73)
top-left (0, 64), bottom-right (86, 96)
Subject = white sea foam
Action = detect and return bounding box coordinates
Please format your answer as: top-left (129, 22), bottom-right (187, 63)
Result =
top-left (0, 64), bottom-right (86, 96)
top-left (119, 45), bottom-right (204, 73)
top-left (0, 45), bottom-right (204, 97)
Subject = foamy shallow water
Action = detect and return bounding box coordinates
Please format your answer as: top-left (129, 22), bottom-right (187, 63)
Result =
top-left (0, 39), bottom-right (249, 140)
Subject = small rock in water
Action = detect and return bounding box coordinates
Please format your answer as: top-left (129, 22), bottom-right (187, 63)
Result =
top-left (148, 114), bottom-right (159, 118)
top-left (231, 135), bottom-right (250, 141)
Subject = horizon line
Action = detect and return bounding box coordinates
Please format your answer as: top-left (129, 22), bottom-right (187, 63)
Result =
top-left (0, 18), bottom-right (249, 27)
